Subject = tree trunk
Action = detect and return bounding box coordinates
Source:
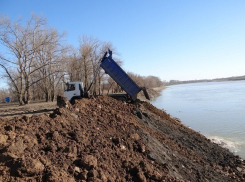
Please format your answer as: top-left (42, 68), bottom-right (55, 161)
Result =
top-left (51, 85), bottom-right (55, 102)
top-left (45, 92), bottom-right (49, 102)
top-left (17, 93), bottom-right (24, 105)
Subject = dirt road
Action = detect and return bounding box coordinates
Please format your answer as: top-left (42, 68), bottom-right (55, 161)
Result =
top-left (0, 101), bottom-right (57, 118)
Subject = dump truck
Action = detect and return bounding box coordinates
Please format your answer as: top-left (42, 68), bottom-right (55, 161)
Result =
top-left (64, 49), bottom-right (149, 104)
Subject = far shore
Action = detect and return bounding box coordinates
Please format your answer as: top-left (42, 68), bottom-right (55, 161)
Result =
top-left (152, 85), bottom-right (166, 92)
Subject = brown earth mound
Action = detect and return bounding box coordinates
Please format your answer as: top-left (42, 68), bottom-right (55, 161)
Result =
top-left (0, 95), bottom-right (244, 181)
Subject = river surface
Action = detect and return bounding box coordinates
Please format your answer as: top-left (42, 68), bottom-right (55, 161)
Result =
top-left (150, 80), bottom-right (245, 159)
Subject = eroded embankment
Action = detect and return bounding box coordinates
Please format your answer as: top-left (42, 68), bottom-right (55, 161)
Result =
top-left (0, 95), bottom-right (244, 181)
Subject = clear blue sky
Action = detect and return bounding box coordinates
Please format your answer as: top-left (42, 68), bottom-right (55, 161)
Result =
top-left (1, 0), bottom-right (245, 87)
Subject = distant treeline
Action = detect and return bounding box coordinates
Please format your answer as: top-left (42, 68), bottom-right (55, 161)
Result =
top-left (166, 75), bottom-right (245, 86)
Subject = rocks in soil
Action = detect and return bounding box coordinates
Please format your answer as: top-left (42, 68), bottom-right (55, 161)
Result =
top-left (0, 95), bottom-right (244, 182)
top-left (0, 134), bottom-right (8, 145)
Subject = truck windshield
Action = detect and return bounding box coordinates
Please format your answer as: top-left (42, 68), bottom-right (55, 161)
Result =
top-left (66, 84), bottom-right (75, 91)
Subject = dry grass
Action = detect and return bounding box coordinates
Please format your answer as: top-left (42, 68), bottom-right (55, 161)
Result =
top-left (152, 85), bottom-right (166, 92)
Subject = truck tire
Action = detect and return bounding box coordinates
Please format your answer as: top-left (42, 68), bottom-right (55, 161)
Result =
top-left (70, 99), bottom-right (75, 105)
top-left (117, 96), bottom-right (127, 102)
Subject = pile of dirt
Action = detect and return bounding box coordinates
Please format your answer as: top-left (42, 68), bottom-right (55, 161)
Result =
top-left (0, 95), bottom-right (244, 181)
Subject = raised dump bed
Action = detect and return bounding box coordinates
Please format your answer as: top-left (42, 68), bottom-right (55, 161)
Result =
top-left (101, 55), bottom-right (142, 101)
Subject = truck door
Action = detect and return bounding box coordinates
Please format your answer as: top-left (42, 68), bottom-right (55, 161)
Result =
top-left (64, 83), bottom-right (77, 101)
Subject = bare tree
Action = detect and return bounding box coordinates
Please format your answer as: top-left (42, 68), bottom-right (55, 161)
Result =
top-left (0, 14), bottom-right (67, 104)
top-left (34, 29), bottom-right (68, 102)
top-left (105, 77), bottom-right (116, 94)
top-left (127, 72), bottom-right (164, 89)
top-left (78, 36), bottom-right (97, 89)
top-left (63, 44), bottom-right (84, 87)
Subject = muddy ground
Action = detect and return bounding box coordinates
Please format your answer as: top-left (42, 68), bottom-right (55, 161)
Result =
top-left (0, 95), bottom-right (245, 181)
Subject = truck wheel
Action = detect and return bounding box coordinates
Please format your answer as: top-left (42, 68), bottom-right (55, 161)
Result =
top-left (117, 97), bottom-right (127, 102)
top-left (70, 99), bottom-right (75, 105)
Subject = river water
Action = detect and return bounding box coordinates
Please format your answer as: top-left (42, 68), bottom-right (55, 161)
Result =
top-left (150, 80), bottom-right (245, 159)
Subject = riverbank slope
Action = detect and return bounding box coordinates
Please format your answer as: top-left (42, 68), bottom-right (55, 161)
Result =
top-left (0, 96), bottom-right (244, 181)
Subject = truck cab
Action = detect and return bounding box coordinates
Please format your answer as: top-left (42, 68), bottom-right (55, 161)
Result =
top-left (64, 82), bottom-right (84, 103)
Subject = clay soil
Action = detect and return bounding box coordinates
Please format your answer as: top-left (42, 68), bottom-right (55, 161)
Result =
top-left (0, 96), bottom-right (245, 182)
